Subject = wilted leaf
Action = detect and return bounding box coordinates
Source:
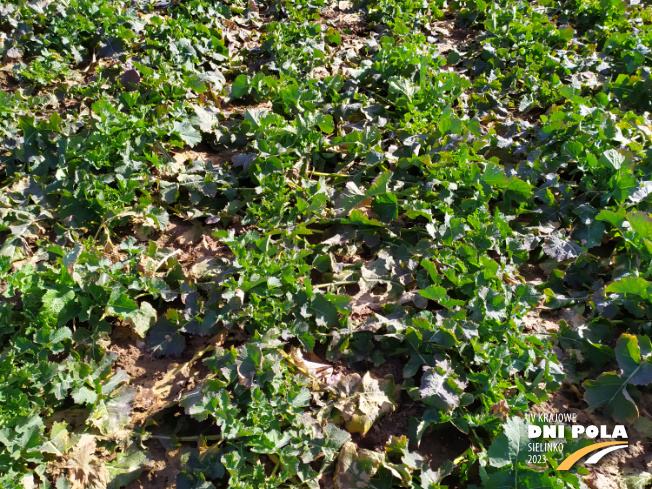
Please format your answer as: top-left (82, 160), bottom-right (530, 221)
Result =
top-left (89, 386), bottom-right (137, 436)
top-left (289, 348), bottom-right (334, 382)
top-left (582, 334), bottom-right (650, 423)
top-left (334, 372), bottom-right (400, 435)
top-left (40, 422), bottom-right (80, 456)
top-left (334, 441), bottom-right (384, 489)
top-left (335, 171), bottom-right (391, 217)
top-left (614, 334), bottom-right (652, 385)
top-left (65, 435), bottom-right (111, 489)
top-left (324, 423), bottom-right (351, 450)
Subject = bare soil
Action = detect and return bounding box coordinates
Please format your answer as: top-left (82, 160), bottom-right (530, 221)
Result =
top-left (128, 438), bottom-right (179, 489)
top-left (151, 217), bottom-right (233, 278)
top-left (428, 19), bottom-right (476, 54)
top-left (0, 65), bottom-right (19, 91)
top-left (114, 329), bottom-right (230, 489)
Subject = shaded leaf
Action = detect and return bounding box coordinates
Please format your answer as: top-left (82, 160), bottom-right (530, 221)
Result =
top-left (146, 319), bottom-right (186, 357)
top-left (584, 372), bottom-right (639, 423)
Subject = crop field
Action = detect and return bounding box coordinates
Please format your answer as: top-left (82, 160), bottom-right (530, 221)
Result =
top-left (1, 0), bottom-right (652, 487)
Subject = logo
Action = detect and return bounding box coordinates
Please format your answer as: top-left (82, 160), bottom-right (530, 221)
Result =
top-left (525, 412), bottom-right (628, 470)
top-left (557, 441), bottom-right (629, 470)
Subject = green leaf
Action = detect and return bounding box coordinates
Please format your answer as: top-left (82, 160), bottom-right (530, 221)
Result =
top-left (124, 301), bottom-right (157, 338)
top-left (446, 49), bottom-right (461, 65)
top-left (597, 208), bottom-right (626, 228)
top-left (598, 149), bottom-right (625, 170)
top-left (574, 219), bottom-right (606, 248)
top-left (371, 193), bottom-right (398, 223)
top-left (389, 77), bottom-right (418, 101)
top-left (481, 163), bottom-right (508, 188)
top-left (147, 206), bottom-right (169, 231)
top-left (614, 334), bottom-right (652, 385)
top-left (108, 293), bottom-right (138, 317)
top-left (289, 388), bottom-right (311, 407)
top-left (605, 277), bottom-right (651, 298)
top-left (419, 285), bottom-right (447, 301)
top-left (562, 140), bottom-right (583, 158)
top-left (192, 105), bottom-right (218, 132)
top-left (316, 114), bottom-right (334, 133)
top-left (50, 326), bottom-right (73, 345)
top-left (559, 26), bottom-right (574, 41)
top-left (346, 209), bottom-right (384, 227)
top-left (71, 386), bottom-right (97, 405)
top-left (487, 417), bottom-right (530, 468)
top-left (310, 294), bottom-right (340, 327)
top-left (421, 259), bottom-right (438, 282)
top-left (107, 447), bottom-right (150, 489)
top-left (627, 212), bottom-right (652, 239)
top-left (172, 121), bottom-right (202, 147)
top-left (40, 285), bottom-right (77, 326)
top-left (504, 177), bottom-right (533, 202)
top-left (230, 74), bottom-right (249, 99)
top-left (419, 358), bottom-right (466, 411)
top-left (542, 235), bottom-right (583, 261)
top-left (326, 27), bottom-right (342, 46)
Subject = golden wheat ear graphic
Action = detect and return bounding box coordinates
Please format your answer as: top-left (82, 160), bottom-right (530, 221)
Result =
top-left (557, 442), bottom-right (629, 471)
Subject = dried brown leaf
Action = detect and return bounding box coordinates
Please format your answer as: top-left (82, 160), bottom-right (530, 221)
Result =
top-left (66, 435), bottom-right (110, 489)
